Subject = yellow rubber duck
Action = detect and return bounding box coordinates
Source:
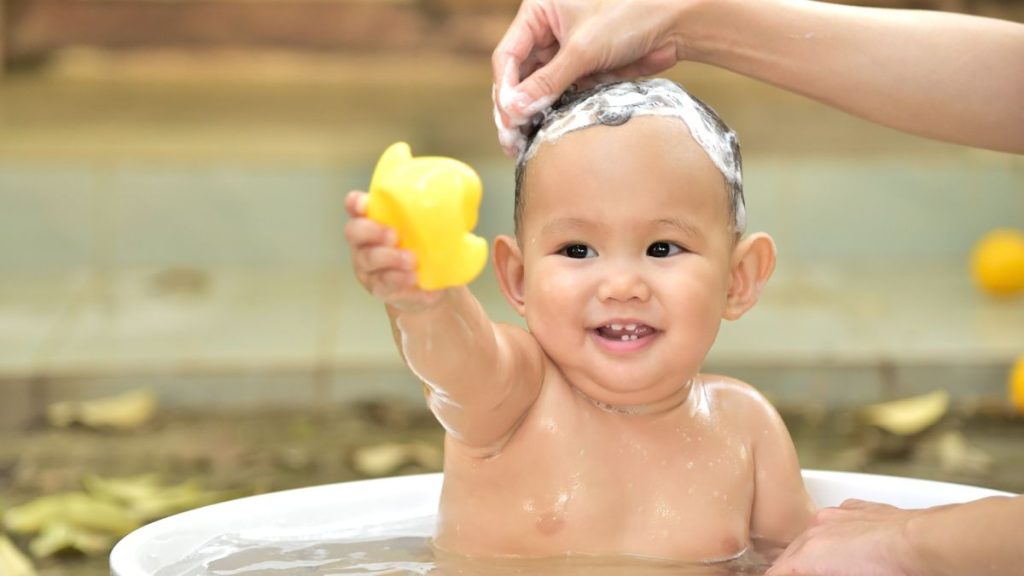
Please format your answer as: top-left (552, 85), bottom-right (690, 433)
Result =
top-left (367, 142), bottom-right (488, 291)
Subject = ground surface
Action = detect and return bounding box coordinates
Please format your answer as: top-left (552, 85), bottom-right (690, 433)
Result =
top-left (2, 403), bottom-right (1022, 576)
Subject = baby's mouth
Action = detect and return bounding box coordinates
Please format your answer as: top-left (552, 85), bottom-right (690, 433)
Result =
top-left (594, 323), bottom-right (657, 342)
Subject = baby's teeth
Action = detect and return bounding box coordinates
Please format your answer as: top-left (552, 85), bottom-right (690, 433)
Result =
top-left (610, 323), bottom-right (623, 331)
top-left (625, 323), bottom-right (637, 331)
top-left (629, 335), bottom-right (638, 341)
top-left (620, 335), bottom-right (629, 342)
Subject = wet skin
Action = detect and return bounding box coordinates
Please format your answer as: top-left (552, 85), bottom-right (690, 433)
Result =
top-left (432, 118), bottom-right (814, 560)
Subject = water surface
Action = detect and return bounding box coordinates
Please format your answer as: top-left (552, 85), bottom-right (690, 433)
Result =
top-left (155, 516), bottom-right (778, 576)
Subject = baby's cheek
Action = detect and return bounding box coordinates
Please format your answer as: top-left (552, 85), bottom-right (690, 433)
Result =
top-left (528, 268), bottom-right (588, 315)
top-left (674, 286), bottom-right (725, 345)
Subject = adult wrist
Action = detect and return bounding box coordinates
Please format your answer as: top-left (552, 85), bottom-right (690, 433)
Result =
top-left (672, 0), bottom-right (741, 64)
top-left (902, 508), bottom-right (950, 576)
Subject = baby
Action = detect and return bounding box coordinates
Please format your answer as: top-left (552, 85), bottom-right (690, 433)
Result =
top-left (344, 79), bottom-right (815, 562)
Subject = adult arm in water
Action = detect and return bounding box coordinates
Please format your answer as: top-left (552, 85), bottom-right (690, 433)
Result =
top-left (767, 494), bottom-right (1024, 576)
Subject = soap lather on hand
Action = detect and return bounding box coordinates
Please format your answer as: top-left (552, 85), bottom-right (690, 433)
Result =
top-left (366, 142), bottom-right (488, 291)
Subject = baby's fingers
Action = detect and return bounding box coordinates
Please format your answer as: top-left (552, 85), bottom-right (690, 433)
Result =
top-left (355, 245), bottom-right (415, 276)
top-left (369, 269), bottom-right (419, 300)
top-left (344, 191), bottom-right (369, 218)
top-left (344, 216), bottom-right (397, 249)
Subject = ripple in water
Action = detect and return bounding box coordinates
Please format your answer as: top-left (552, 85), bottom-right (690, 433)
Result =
top-left (155, 518), bottom-right (778, 576)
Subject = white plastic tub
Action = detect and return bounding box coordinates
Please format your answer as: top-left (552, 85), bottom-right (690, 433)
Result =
top-left (110, 470), bottom-right (1012, 576)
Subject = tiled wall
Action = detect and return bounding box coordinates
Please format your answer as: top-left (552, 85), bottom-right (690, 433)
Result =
top-left (1, 70), bottom-right (1021, 420)
top-left (3, 156), bottom-right (1021, 273)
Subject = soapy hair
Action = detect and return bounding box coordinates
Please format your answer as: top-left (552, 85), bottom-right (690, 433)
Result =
top-left (514, 79), bottom-right (745, 235)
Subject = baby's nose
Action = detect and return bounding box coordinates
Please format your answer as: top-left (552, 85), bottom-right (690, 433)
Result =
top-left (597, 270), bottom-right (651, 303)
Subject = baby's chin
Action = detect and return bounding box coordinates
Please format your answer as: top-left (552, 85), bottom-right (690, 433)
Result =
top-left (570, 377), bottom-right (695, 417)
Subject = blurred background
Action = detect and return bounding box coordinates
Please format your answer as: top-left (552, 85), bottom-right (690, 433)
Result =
top-left (0, 0), bottom-right (1022, 574)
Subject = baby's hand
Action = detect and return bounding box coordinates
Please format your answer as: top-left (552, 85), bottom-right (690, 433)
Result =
top-left (344, 191), bottom-right (444, 311)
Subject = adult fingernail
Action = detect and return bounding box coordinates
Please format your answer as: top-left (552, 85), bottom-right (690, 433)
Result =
top-left (511, 91), bottom-right (533, 114)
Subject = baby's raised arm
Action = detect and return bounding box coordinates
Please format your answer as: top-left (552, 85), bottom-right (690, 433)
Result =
top-left (344, 191), bottom-right (543, 454)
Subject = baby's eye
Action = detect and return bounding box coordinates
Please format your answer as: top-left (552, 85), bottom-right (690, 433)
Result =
top-left (558, 244), bottom-right (596, 259)
top-left (647, 242), bottom-right (684, 258)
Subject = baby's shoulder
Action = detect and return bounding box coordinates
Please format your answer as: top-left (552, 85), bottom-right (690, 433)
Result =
top-left (699, 373), bottom-right (783, 426)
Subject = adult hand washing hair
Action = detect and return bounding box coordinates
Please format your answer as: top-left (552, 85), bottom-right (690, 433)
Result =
top-left (492, 0), bottom-right (1024, 157)
top-left (491, 0), bottom-right (681, 156)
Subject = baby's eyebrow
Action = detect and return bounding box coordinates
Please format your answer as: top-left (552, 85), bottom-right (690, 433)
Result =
top-left (539, 217), bottom-right (609, 236)
top-left (654, 217), bottom-right (703, 240)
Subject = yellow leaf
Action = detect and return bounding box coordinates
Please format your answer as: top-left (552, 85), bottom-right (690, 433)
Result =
top-left (4, 493), bottom-right (141, 537)
top-left (0, 535), bottom-right (37, 576)
top-left (861, 390), bottom-right (950, 436)
top-left (28, 521), bottom-right (115, 559)
top-left (47, 389), bottom-right (157, 430)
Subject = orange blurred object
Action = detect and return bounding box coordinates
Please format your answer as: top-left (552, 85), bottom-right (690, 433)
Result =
top-left (1011, 356), bottom-right (1024, 415)
top-left (970, 229), bottom-right (1024, 297)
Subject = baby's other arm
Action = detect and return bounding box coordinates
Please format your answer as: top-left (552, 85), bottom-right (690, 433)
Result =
top-left (344, 191), bottom-right (544, 453)
top-left (736, 383), bottom-right (816, 544)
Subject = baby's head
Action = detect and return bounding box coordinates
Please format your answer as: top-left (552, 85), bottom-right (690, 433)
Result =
top-left (514, 79), bottom-right (746, 239)
top-left (494, 79), bottom-right (775, 411)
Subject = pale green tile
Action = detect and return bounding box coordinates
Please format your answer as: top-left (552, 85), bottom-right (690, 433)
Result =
top-left (112, 165), bottom-right (338, 268)
top-left (0, 162), bottom-right (100, 271)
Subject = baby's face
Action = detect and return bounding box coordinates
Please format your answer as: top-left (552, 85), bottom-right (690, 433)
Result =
top-left (517, 117), bottom-right (737, 409)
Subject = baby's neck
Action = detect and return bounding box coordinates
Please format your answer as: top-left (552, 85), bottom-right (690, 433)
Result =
top-left (572, 376), bottom-right (698, 419)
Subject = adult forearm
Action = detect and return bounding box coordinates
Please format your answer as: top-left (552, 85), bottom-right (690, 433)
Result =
top-left (906, 495), bottom-right (1024, 575)
top-left (681, 0), bottom-right (1024, 153)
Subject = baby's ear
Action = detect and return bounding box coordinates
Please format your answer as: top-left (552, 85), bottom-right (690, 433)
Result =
top-left (494, 235), bottom-right (527, 316)
top-left (724, 232), bottom-right (776, 321)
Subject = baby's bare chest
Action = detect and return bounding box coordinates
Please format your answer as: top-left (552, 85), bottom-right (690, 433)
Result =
top-left (439, 412), bottom-right (756, 559)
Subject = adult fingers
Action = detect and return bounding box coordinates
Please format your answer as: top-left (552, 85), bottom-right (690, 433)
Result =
top-left (838, 499), bottom-right (897, 514)
top-left (839, 498), bottom-right (873, 510)
top-left (492, 33), bottom-right (562, 156)
top-left (634, 44), bottom-right (679, 76)
top-left (766, 533), bottom-right (807, 575)
top-left (517, 44), bottom-right (559, 87)
top-left (511, 41), bottom-right (585, 118)
top-left (491, 1), bottom-right (557, 97)
top-left (576, 44), bottom-right (680, 88)
top-left (811, 506), bottom-right (847, 525)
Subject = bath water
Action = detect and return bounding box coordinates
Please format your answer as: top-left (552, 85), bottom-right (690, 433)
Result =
top-left (153, 516), bottom-right (778, 576)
